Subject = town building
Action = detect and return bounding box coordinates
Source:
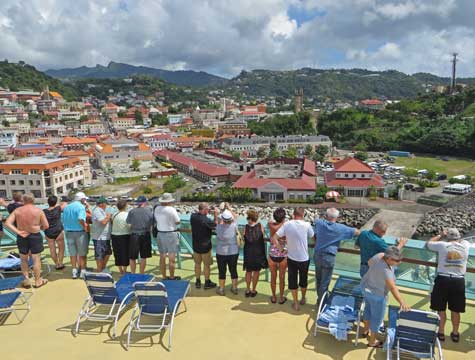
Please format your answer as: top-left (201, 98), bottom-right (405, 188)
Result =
top-left (233, 157), bottom-right (317, 201)
top-left (140, 133), bottom-right (173, 150)
top-left (358, 99), bottom-right (385, 110)
top-left (0, 128), bottom-right (18, 148)
top-left (60, 150), bottom-right (92, 186)
top-left (154, 149), bottom-right (229, 182)
top-left (111, 117), bottom-right (136, 131)
top-left (217, 119), bottom-right (251, 137)
top-left (324, 157), bottom-right (385, 197)
top-left (13, 144), bottom-right (54, 158)
top-left (0, 156), bottom-right (85, 200)
top-left (95, 138), bottom-right (153, 169)
top-left (222, 135), bottom-right (332, 156)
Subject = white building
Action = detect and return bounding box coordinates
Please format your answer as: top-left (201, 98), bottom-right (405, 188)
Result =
top-left (0, 128), bottom-right (18, 148)
top-left (0, 156), bottom-right (85, 200)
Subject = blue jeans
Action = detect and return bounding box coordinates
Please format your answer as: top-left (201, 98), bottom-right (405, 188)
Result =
top-left (314, 252), bottom-right (336, 304)
top-left (363, 289), bottom-right (387, 333)
top-left (360, 264), bottom-right (369, 278)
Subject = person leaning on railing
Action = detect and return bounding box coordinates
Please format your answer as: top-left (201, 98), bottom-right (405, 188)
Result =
top-left (355, 220), bottom-right (408, 277)
top-left (426, 228), bottom-right (475, 343)
top-left (360, 246), bottom-right (410, 348)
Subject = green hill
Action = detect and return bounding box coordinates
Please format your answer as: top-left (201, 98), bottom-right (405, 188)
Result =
top-left (223, 68), bottom-right (475, 101)
top-left (0, 61), bottom-right (79, 100)
top-left (46, 61), bottom-right (228, 87)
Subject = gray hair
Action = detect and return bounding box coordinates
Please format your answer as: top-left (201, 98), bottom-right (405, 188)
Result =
top-left (326, 208), bottom-right (340, 219)
top-left (373, 220), bottom-right (388, 232)
top-left (384, 246), bottom-right (403, 261)
top-left (22, 193), bottom-right (35, 204)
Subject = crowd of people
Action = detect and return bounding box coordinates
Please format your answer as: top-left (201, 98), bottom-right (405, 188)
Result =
top-left (1, 192), bottom-right (473, 345)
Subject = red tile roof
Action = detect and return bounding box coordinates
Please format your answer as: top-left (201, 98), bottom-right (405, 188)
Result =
top-left (302, 158), bottom-right (317, 176)
top-left (234, 171), bottom-right (316, 191)
top-left (324, 171), bottom-right (384, 188)
top-left (155, 150), bottom-right (229, 177)
top-left (333, 157), bottom-right (374, 173)
top-left (360, 99), bottom-right (383, 105)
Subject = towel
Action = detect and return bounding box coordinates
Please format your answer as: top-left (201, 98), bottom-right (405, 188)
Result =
top-left (319, 295), bottom-right (357, 341)
top-left (0, 257), bottom-right (21, 270)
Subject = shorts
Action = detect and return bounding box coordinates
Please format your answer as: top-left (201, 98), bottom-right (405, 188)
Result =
top-left (17, 232), bottom-right (44, 255)
top-left (129, 232), bottom-right (152, 260)
top-left (111, 234), bottom-right (130, 266)
top-left (430, 275), bottom-right (466, 313)
top-left (93, 239), bottom-right (112, 260)
top-left (287, 258), bottom-right (310, 290)
top-left (44, 227), bottom-right (63, 240)
top-left (363, 289), bottom-right (387, 333)
top-left (156, 232), bottom-right (179, 254)
top-left (193, 251), bottom-right (213, 266)
top-left (65, 231), bottom-right (89, 257)
top-left (269, 256), bottom-right (286, 264)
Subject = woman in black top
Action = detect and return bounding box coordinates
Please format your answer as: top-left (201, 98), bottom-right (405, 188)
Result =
top-left (43, 196), bottom-right (65, 270)
top-left (243, 209), bottom-right (268, 297)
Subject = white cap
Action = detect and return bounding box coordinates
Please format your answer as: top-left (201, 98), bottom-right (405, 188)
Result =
top-left (74, 192), bottom-right (88, 201)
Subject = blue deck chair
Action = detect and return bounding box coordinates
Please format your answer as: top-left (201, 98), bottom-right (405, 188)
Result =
top-left (126, 280), bottom-right (190, 351)
top-left (0, 276), bottom-right (31, 324)
top-left (314, 276), bottom-right (364, 345)
top-left (386, 306), bottom-right (443, 360)
top-left (75, 272), bottom-right (153, 338)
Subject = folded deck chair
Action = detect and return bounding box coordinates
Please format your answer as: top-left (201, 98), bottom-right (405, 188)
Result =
top-left (314, 276), bottom-right (364, 346)
top-left (385, 306), bottom-right (443, 360)
top-left (0, 251), bottom-right (51, 279)
top-left (126, 280), bottom-right (190, 351)
top-left (75, 272), bottom-right (153, 338)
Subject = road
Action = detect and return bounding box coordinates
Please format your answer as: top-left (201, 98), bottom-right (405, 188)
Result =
top-left (362, 209), bottom-right (424, 238)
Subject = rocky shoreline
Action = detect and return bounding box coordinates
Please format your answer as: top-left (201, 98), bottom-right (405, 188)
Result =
top-left (175, 204), bottom-right (378, 228)
top-left (414, 193), bottom-right (475, 237)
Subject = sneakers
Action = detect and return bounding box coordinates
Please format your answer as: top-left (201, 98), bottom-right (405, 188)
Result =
top-left (79, 270), bottom-right (86, 279)
top-left (204, 280), bottom-right (217, 290)
top-left (230, 287), bottom-right (238, 295)
top-left (216, 287), bottom-right (225, 296)
top-left (195, 279), bottom-right (202, 289)
top-left (72, 268), bottom-right (78, 279)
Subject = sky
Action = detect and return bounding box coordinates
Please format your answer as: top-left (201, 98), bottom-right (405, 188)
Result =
top-left (0, 0), bottom-right (474, 78)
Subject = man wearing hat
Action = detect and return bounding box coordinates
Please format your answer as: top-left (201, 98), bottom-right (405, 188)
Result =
top-left (126, 196), bottom-right (154, 274)
top-left (154, 193), bottom-right (181, 280)
top-left (91, 197), bottom-right (112, 272)
top-left (360, 246), bottom-right (410, 348)
top-left (63, 191), bottom-right (89, 279)
top-left (427, 228), bottom-right (475, 343)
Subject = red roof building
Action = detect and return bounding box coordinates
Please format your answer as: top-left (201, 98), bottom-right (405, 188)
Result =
top-left (359, 99), bottom-right (385, 110)
top-left (233, 158), bottom-right (317, 201)
top-left (324, 157), bottom-right (384, 197)
top-left (154, 149), bottom-right (229, 182)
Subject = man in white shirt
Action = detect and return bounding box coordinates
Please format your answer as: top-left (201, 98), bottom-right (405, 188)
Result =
top-left (154, 193), bottom-right (181, 280)
top-left (427, 228), bottom-right (474, 343)
top-left (272, 207), bottom-right (314, 311)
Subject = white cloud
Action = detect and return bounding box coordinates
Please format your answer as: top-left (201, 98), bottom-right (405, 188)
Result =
top-left (0, 0), bottom-right (473, 77)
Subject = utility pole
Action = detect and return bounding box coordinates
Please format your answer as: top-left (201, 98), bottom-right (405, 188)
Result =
top-left (451, 53), bottom-right (458, 94)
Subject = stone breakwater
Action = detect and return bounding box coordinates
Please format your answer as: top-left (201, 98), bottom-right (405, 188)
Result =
top-left (175, 204), bottom-right (378, 228)
top-left (415, 193), bottom-right (475, 236)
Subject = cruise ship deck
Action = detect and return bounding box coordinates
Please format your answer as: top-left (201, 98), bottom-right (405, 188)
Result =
top-left (1, 251), bottom-right (474, 360)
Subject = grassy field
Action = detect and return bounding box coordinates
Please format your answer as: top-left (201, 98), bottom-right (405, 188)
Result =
top-left (395, 155), bottom-right (475, 177)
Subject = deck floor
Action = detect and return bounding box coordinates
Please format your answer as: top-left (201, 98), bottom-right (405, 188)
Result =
top-left (1, 254), bottom-right (474, 360)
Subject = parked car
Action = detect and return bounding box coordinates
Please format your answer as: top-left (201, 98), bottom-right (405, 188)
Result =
top-left (437, 174), bottom-right (447, 181)
top-left (141, 176), bottom-right (148, 181)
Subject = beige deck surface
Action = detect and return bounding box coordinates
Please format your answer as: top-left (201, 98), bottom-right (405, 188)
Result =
top-left (1, 254), bottom-right (474, 360)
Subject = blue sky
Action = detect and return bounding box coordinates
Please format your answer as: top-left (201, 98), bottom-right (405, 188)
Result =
top-left (0, 0), bottom-right (473, 77)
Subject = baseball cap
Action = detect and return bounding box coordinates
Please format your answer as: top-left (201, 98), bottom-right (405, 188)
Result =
top-left (97, 196), bottom-right (108, 204)
top-left (74, 192), bottom-right (88, 201)
top-left (136, 195), bottom-right (147, 203)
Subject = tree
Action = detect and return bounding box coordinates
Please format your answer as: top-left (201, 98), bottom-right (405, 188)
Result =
top-left (231, 151), bottom-right (241, 160)
top-left (403, 168), bottom-right (418, 178)
top-left (283, 147), bottom-right (298, 158)
top-left (151, 113), bottom-right (168, 126)
top-left (269, 143), bottom-right (280, 158)
top-left (354, 142), bottom-right (368, 152)
top-left (131, 158), bottom-right (141, 171)
top-left (354, 151), bottom-right (368, 161)
top-left (304, 144), bottom-right (314, 156)
top-left (257, 146), bottom-right (267, 158)
top-left (315, 144), bottom-right (329, 158)
top-left (135, 110), bottom-right (143, 125)
top-left (2, 120), bottom-right (9, 127)
top-left (426, 169), bottom-right (437, 182)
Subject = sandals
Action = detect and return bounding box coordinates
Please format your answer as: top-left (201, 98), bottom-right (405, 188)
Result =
top-left (55, 264), bottom-right (65, 270)
top-left (299, 297), bottom-right (306, 306)
top-left (450, 332), bottom-right (460, 343)
top-left (245, 290), bottom-right (251, 298)
top-left (279, 297), bottom-right (287, 305)
top-left (270, 296), bottom-right (277, 304)
top-left (437, 333), bottom-right (445, 342)
top-left (250, 291), bottom-right (257, 298)
top-left (33, 279), bottom-right (48, 289)
top-left (367, 340), bottom-right (383, 348)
